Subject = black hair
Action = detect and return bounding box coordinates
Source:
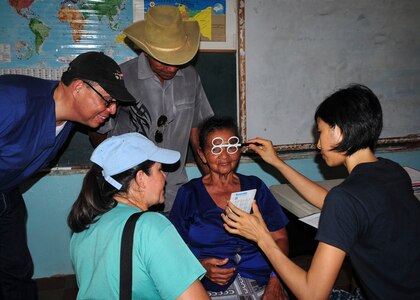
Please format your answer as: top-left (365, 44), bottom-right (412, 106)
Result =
top-left (314, 84), bottom-right (383, 155)
top-left (198, 116), bottom-right (240, 150)
top-left (67, 160), bottom-right (155, 233)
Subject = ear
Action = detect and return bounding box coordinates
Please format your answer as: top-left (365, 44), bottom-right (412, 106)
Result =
top-left (134, 170), bottom-right (146, 190)
top-left (71, 79), bottom-right (84, 96)
top-left (197, 147), bottom-right (207, 164)
top-left (333, 125), bottom-right (344, 142)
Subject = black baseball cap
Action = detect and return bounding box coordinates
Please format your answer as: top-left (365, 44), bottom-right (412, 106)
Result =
top-left (63, 52), bottom-right (136, 103)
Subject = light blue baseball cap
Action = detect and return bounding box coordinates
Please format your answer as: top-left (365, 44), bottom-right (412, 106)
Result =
top-left (91, 133), bottom-right (180, 190)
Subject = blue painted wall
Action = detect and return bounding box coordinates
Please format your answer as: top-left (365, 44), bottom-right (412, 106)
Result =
top-left (24, 149), bottom-right (420, 278)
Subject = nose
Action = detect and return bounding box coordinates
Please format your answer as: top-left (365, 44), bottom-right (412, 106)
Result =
top-left (316, 138), bottom-right (321, 150)
top-left (219, 148), bottom-right (229, 158)
top-left (165, 65), bottom-right (178, 73)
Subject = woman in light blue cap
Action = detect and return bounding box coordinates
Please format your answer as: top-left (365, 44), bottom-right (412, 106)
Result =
top-left (68, 133), bottom-right (209, 299)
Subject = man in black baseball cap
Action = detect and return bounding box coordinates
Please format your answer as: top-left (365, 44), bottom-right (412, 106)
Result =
top-left (0, 51), bottom-right (135, 300)
top-left (62, 51), bottom-right (135, 103)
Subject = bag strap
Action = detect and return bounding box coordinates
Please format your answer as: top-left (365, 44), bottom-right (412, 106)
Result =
top-left (120, 211), bottom-right (146, 300)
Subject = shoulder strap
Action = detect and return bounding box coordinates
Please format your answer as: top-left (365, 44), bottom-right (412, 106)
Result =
top-left (120, 211), bottom-right (146, 300)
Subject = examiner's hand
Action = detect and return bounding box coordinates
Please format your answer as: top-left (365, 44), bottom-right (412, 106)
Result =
top-left (247, 138), bottom-right (280, 166)
top-left (221, 201), bottom-right (271, 244)
top-left (199, 257), bottom-right (235, 286)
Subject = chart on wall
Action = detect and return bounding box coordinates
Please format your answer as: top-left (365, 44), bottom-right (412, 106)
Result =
top-left (0, 0), bottom-right (136, 78)
top-left (141, 0), bottom-right (226, 42)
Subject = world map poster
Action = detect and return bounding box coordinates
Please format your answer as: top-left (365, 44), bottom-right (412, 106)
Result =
top-left (0, 0), bottom-right (228, 75)
top-left (0, 0), bottom-right (135, 71)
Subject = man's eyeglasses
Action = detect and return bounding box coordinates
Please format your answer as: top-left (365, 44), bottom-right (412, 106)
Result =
top-left (154, 115), bottom-right (173, 143)
top-left (83, 80), bottom-right (117, 108)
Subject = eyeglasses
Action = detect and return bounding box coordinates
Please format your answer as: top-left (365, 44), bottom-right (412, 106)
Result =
top-left (211, 136), bottom-right (241, 155)
top-left (83, 80), bottom-right (117, 108)
top-left (154, 115), bottom-right (173, 143)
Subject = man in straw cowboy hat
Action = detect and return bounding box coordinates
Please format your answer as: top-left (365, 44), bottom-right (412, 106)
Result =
top-left (0, 51), bottom-right (135, 299)
top-left (90, 5), bottom-right (214, 213)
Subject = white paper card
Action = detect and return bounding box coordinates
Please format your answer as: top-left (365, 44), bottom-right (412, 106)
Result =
top-left (230, 189), bottom-right (257, 213)
top-left (299, 212), bottom-right (321, 229)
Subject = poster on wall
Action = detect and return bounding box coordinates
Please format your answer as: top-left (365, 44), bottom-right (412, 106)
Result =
top-left (134, 0), bottom-right (236, 50)
top-left (0, 0), bottom-right (136, 77)
top-left (0, 0), bottom-right (236, 78)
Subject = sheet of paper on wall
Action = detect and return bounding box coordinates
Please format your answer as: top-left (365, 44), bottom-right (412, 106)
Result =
top-left (299, 212), bottom-right (321, 229)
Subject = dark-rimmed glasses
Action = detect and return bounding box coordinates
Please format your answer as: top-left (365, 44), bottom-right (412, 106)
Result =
top-left (154, 115), bottom-right (173, 143)
top-left (82, 80), bottom-right (117, 108)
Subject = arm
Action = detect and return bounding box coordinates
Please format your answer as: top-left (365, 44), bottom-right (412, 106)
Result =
top-left (223, 202), bottom-right (345, 300)
top-left (262, 228), bottom-right (289, 300)
top-left (248, 138), bottom-right (327, 209)
top-left (270, 227), bottom-right (288, 256)
top-left (190, 128), bottom-right (209, 174)
top-left (177, 279), bottom-right (210, 300)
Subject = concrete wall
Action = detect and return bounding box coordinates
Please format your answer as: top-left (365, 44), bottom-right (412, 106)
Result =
top-left (24, 149), bottom-right (420, 278)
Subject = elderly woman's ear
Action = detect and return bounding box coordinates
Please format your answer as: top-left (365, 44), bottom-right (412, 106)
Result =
top-left (198, 148), bottom-right (207, 165)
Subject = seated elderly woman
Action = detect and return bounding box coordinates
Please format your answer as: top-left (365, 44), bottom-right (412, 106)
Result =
top-left (68, 133), bottom-right (209, 300)
top-left (169, 117), bottom-right (289, 299)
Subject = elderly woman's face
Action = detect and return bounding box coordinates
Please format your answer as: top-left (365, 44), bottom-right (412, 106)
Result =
top-left (203, 129), bottom-right (241, 175)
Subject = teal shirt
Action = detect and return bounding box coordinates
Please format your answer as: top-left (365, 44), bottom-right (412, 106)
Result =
top-left (70, 203), bottom-right (206, 299)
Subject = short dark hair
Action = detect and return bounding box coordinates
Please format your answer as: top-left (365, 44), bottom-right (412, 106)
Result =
top-left (315, 84), bottom-right (383, 155)
top-left (198, 116), bottom-right (239, 150)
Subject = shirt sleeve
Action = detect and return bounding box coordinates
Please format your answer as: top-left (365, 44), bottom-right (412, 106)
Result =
top-left (137, 213), bottom-right (205, 299)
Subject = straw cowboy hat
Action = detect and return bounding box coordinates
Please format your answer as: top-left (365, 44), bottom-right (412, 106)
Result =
top-left (124, 5), bottom-right (200, 66)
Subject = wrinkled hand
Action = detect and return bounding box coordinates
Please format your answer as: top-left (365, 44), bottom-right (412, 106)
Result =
top-left (262, 276), bottom-right (289, 300)
top-left (247, 138), bottom-right (279, 166)
top-left (222, 201), bottom-right (271, 244)
top-left (199, 257), bottom-right (235, 286)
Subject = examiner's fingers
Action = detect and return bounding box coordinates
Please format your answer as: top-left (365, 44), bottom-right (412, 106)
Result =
top-left (248, 138), bottom-right (272, 148)
top-left (221, 212), bottom-right (236, 227)
top-left (248, 137), bottom-right (270, 144)
top-left (222, 221), bottom-right (238, 234)
top-left (251, 200), bottom-right (262, 216)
